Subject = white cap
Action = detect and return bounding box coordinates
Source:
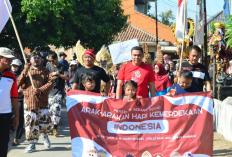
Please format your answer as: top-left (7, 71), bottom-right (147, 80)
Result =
top-left (11, 59), bottom-right (22, 66)
top-left (0, 47), bottom-right (15, 58)
top-left (70, 60), bottom-right (77, 66)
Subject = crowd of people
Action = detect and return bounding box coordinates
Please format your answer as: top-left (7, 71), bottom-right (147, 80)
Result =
top-left (0, 44), bottom-right (213, 156)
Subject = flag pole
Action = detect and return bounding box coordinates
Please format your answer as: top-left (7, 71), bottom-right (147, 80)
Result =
top-left (4, 0), bottom-right (35, 89)
top-left (178, 0), bottom-right (187, 83)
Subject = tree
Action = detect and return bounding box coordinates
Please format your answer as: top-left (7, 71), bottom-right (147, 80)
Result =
top-left (0, 0), bottom-right (128, 52)
top-left (159, 10), bottom-right (175, 27)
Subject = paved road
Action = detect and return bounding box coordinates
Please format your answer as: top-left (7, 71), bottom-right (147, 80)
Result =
top-left (7, 108), bottom-right (72, 157)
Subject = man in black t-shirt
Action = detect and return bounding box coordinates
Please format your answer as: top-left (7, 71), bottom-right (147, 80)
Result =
top-left (46, 52), bottom-right (69, 136)
top-left (72, 49), bottom-right (110, 95)
top-left (174, 45), bottom-right (211, 92)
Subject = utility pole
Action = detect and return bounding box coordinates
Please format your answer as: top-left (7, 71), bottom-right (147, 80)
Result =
top-left (155, 0), bottom-right (158, 51)
top-left (204, 0), bottom-right (208, 67)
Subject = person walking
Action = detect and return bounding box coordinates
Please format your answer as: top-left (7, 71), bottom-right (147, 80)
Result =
top-left (10, 59), bottom-right (24, 146)
top-left (66, 60), bottom-right (77, 89)
top-left (164, 63), bottom-right (174, 83)
top-left (72, 49), bottom-right (110, 96)
top-left (17, 51), bottom-right (54, 153)
top-left (46, 52), bottom-right (69, 136)
top-left (170, 62), bottom-right (175, 73)
top-left (154, 63), bottom-right (173, 96)
top-left (0, 47), bottom-right (19, 157)
top-left (174, 45), bottom-right (211, 92)
top-left (59, 52), bottom-right (69, 71)
top-left (116, 46), bottom-right (156, 99)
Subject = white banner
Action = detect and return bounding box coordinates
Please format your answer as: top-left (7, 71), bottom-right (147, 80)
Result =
top-left (0, 0), bottom-right (12, 33)
top-left (108, 39), bottom-right (139, 64)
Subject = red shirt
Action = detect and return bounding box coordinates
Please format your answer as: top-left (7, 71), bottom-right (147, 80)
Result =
top-left (117, 62), bottom-right (155, 98)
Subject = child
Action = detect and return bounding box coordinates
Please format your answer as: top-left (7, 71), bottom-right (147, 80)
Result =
top-left (167, 70), bottom-right (199, 96)
top-left (78, 72), bottom-right (96, 92)
top-left (123, 80), bottom-right (142, 101)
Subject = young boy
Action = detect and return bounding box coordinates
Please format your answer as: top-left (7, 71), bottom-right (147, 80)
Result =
top-left (167, 70), bottom-right (199, 95)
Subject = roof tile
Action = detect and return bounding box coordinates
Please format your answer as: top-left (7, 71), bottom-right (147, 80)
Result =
top-left (115, 23), bottom-right (164, 42)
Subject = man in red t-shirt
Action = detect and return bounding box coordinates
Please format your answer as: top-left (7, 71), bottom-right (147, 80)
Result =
top-left (116, 46), bottom-right (156, 99)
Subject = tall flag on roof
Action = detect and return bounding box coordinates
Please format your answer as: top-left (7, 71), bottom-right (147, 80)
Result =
top-left (0, 0), bottom-right (12, 33)
top-left (223, 0), bottom-right (230, 24)
top-left (175, 0), bottom-right (188, 39)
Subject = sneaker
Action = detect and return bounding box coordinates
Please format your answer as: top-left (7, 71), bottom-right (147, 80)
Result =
top-left (41, 134), bottom-right (51, 148)
top-left (25, 144), bottom-right (36, 153)
top-left (53, 129), bottom-right (59, 137)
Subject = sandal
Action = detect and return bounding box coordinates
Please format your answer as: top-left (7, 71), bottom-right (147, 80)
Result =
top-left (12, 142), bottom-right (19, 146)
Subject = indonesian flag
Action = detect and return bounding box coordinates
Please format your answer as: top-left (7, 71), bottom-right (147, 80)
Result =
top-left (0, 0), bottom-right (12, 33)
top-left (67, 90), bottom-right (213, 157)
top-left (175, 0), bottom-right (188, 39)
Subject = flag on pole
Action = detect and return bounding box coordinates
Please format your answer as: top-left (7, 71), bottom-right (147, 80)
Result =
top-left (224, 0), bottom-right (230, 24)
top-left (0, 0), bottom-right (12, 33)
top-left (194, 0), bottom-right (204, 45)
top-left (67, 90), bottom-right (213, 157)
top-left (175, 0), bottom-right (188, 39)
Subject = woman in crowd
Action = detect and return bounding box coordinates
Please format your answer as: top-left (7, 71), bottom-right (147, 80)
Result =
top-left (164, 63), bottom-right (174, 83)
top-left (154, 63), bottom-right (173, 96)
top-left (173, 63), bottom-right (179, 79)
top-left (10, 59), bottom-right (24, 146)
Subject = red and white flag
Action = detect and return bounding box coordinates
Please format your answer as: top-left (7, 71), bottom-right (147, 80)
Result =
top-left (0, 0), bottom-right (12, 33)
top-left (67, 90), bottom-right (213, 157)
top-left (175, 0), bottom-right (188, 39)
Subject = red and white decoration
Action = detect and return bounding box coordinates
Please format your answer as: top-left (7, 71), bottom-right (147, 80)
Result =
top-left (175, 0), bottom-right (188, 39)
top-left (67, 90), bottom-right (213, 157)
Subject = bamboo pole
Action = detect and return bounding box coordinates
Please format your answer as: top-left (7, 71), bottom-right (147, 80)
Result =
top-left (213, 54), bottom-right (216, 98)
top-left (4, 0), bottom-right (35, 89)
top-left (178, 0), bottom-right (187, 83)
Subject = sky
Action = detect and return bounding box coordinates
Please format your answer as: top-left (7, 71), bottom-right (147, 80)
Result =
top-left (148, 0), bottom-right (225, 23)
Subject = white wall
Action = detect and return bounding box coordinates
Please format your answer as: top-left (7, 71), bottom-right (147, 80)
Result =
top-left (214, 97), bottom-right (232, 142)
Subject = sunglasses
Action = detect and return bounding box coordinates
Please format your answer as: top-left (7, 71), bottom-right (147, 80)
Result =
top-left (49, 60), bottom-right (55, 63)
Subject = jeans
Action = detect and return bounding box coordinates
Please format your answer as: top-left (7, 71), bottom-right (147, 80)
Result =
top-left (0, 112), bottom-right (12, 157)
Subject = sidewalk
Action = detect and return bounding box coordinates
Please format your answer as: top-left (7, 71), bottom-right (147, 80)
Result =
top-left (7, 107), bottom-right (72, 157)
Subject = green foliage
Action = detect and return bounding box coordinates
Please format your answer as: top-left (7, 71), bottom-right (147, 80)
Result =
top-left (225, 15), bottom-right (232, 48)
top-left (158, 10), bottom-right (175, 26)
top-left (210, 21), bottom-right (215, 34)
top-left (0, 0), bottom-right (128, 52)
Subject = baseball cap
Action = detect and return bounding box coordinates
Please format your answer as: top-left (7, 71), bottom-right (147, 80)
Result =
top-left (70, 60), bottom-right (77, 66)
top-left (59, 52), bottom-right (67, 57)
top-left (11, 59), bottom-right (22, 66)
top-left (0, 47), bottom-right (15, 58)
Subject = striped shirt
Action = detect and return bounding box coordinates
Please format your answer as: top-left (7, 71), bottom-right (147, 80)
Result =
top-left (17, 67), bottom-right (54, 111)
